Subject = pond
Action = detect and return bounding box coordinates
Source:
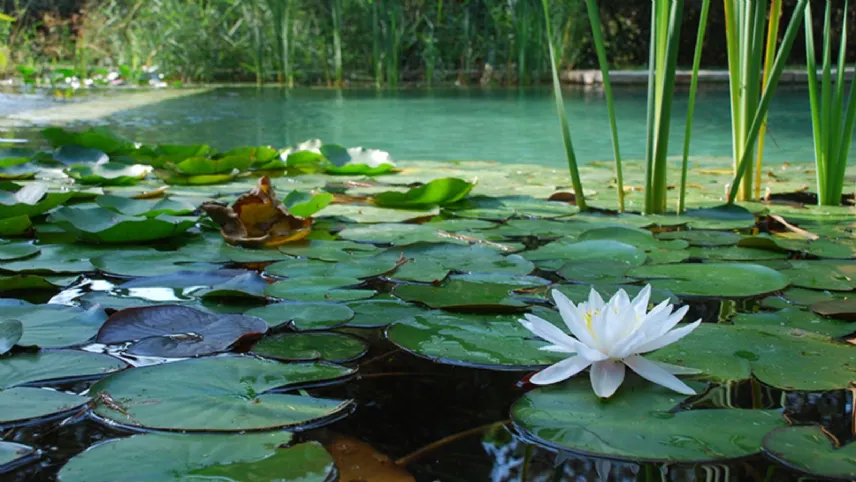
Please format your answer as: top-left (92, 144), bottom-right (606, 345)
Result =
top-left (1, 117), bottom-right (855, 480)
top-left (3, 85), bottom-right (834, 166)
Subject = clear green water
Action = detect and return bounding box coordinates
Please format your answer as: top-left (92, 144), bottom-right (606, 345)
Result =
top-left (85, 85), bottom-right (831, 166)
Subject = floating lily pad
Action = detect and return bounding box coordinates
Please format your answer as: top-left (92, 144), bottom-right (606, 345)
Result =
top-left (0, 185), bottom-right (73, 219)
top-left (252, 332), bottom-right (368, 363)
top-left (92, 250), bottom-right (221, 277)
top-left (1, 302), bottom-right (105, 348)
top-left (319, 203), bottom-right (439, 223)
top-left (657, 230), bottom-right (741, 247)
top-left (511, 376), bottom-right (783, 462)
top-left (282, 190), bottom-right (334, 218)
top-left (0, 350), bottom-right (127, 389)
top-left (0, 215), bottom-right (32, 236)
top-left (0, 163), bottom-right (37, 180)
top-left (522, 239), bottom-right (646, 271)
top-left (339, 223), bottom-right (467, 246)
top-left (90, 356), bottom-right (353, 432)
top-left (0, 387), bottom-right (90, 428)
top-left (812, 300), bottom-right (856, 321)
top-left (779, 261), bottom-right (856, 291)
top-left (0, 244), bottom-right (95, 275)
top-left (266, 256), bottom-right (398, 279)
top-left (732, 308), bottom-right (856, 337)
top-left (0, 241), bottom-right (39, 261)
top-left (194, 272), bottom-right (269, 300)
top-left (119, 269), bottom-right (251, 289)
top-left (48, 206), bottom-right (196, 244)
top-left (446, 195), bottom-right (576, 220)
top-left (682, 204), bottom-right (757, 230)
top-left (155, 169), bottom-right (237, 185)
top-left (58, 432), bottom-right (335, 482)
top-left (687, 245), bottom-right (789, 261)
top-left (762, 425), bottom-right (856, 479)
top-left (169, 156), bottom-right (253, 175)
top-left (96, 195), bottom-right (196, 217)
top-left (53, 145), bottom-right (108, 165)
top-left (386, 311), bottom-right (565, 370)
top-left (0, 320), bottom-right (22, 355)
top-left (265, 276), bottom-right (375, 302)
top-left (379, 243), bottom-right (533, 282)
top-left (96, 305), bottom-right (268, 357)
top-left (244, 302), bottom-right (354, 330)
top-left (346, 295), bottom-right (427, 328)
top-left (277, 239), bottom-right (379, 261)
top-left (649, 324), bottom-right (856, 391)
top-left (0, 441), bottom-right (37, 473)
top-left (66, 163), bottom-right (150, 186)
top-left (627, 263), bottom-right (789, 299)
top-left (0, 274), bottom-right (76, 293)
top-left (394, 274), bottom-right (548, 310)
top-left (42, 127), bottom-right (135, 155)
top-left (373, 177), bottom-right (475, 208)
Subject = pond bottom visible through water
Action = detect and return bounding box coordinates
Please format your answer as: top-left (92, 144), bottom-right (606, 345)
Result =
top-left (4, 326), bottom-right (850, 482)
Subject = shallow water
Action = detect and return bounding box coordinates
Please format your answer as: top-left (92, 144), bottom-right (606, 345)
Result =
top-left (2, 86), bottom-right (832, 166)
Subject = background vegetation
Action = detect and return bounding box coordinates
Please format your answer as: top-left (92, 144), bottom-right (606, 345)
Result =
top-left (1, 0), bottom-right (854, 86)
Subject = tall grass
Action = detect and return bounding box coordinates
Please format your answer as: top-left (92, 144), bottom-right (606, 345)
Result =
top-left (752, 0), bottom-right (782, 200)
top-left (805, 0), bottom-right (856, 206)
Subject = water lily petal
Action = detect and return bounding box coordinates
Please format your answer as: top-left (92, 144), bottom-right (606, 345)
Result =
top-left (587, 287), bottom-right (605, 311)
top-left (624, 355), bottom-right (697, 395)
top-left (538, 344), bottom-right (575, 353)
top-left (590, 359), bottom-right (626, 398)
top-left (551, 289), bottom-right (598, 348)
top-left (530, 355), bottom-right (592, 385)
top-left (632, 319), bottom-right (701, 354)
top-left (520, 314), bottom-right (578, 351)
top-left (631, 284), bottom-right (652, 319)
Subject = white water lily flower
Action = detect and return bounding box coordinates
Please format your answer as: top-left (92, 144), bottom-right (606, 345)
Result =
top-left (345, 147), bottom-right (395, 168)
top-left (520, 285), bottom-right (702, 398)
top-left (280, 139), bottom-right (323, 160)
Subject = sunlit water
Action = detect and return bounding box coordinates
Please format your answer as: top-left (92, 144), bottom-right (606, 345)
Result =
top-left (5, 85), bottom-right (837, 166)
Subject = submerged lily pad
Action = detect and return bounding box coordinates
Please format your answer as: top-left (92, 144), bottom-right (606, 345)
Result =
top-left (0, 350), bottom-right (127, 389)
top-left (511, 376), bottom-right (783, 462)
top-left (96, 305), bottom-right (268, 357)
top-left (0, 387), bottom-right (90, 428)
top-left (762, 425), bottom-right (856, 479)
top-left (650, 324), bottom-right (856, 391)
top-left (48, 206), bottom-right (196, 244)
top-left (393, 274), bottom-right (548, 311)
top-left (252, 332), bottom-right (368, 363)
top-left (90, 356), bottom-right (353, 432)
top-left (57, 432), bottom-right (335, 482)
top-left (627, 263), bottom-right (789, 299)
top-left (243, 302), bottom-right (354, 330)
top-left (386, 311), bottom-right (565, 370)
top-left (0, 441), bottom-right (37, 473)
top-left (0, 303), bottom-right (106, 348)
top-left (0, 320), bottom-right (22, 355)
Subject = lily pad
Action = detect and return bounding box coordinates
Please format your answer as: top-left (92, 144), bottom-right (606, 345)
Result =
top-left (194, 272), bottom-right (269, 300)
top-left (511, 376), bottom-right (783, 462)
top-left (52, 145), bottom-right (108, 165)
top-left (0, 350), bottom-right (127, 389)
top-left (0, 274), bottom-right (76, 293)
top-left (277, 239), bottom-right (379, 261)
top-left (244, 302), bottom-right (355, 330)
top-left (96, 195), bottom-right (196, 217)
top-left (282, 190), bottom-right (334, 218)
top-left (0, 387), bottom-right (90, 428)
top-left (627, 263), bottom-right (789, 299)
top-left (90, 356), bottom-right (353, 432)
top-left (0, 441), bottom-right (37, 473)
top-left (266, 256), bottom-right (398, 279)
top-left (686, 246), bottom-right (789, 261)
top-left (65, 163), bottom-right (150, 186)
top-left (96, 305), bottom-right (268, 357)
top-left (155, 169), bottom-right (237, 185)
top-left (0, 244), bottom-right (95, 274)
top-left (346, 295), bottom-right (427, 328)
top-left (649, 324), bottom-right (856, 391)
top-left (522, 239), bottom-right (646, 271)
top-left (92, 250), bottom-right (221, 277)
top-left (657, 230), bottom-right (741, 247)
top-left (48, 206), bottom-right (196, 244)
top-left (0, 215), bottom-right (32, 236)
top-left (386, 311), bottom-right (565, 370)
top-left (682, 204), bottom-right (757, 230)
top-left (265, 276), bottom-right (376, 302)
top-left (169, 156), bottom-right (253, 175)
top-left (0, 185), bottom-right (73, 219)
top-left (1, 302), bottom-right (106, 348)
top-left (779, 261), bottom-right (856, 291)
top-left (373, 177), bottom-right (475, 208)
top-left (762, 425), bottom-right (856, 479)
top-left (732, 308), bottom-right (856, 338)
top-left (42, 127), bottom-right (135, 155)
top-left (0, 320), bottom-right (22, 355)
top-left (393, 274), bottom-right (549, 311)
top-left (252, 332), bottom-right (368, 363)
top-left (339, 223), bottom-right (468, 246)
top-left (320, 203), bottom-right (439, 223)
top-left (812, 299), bottom-right (856, 321)
top-left (57, 432), bottom-right (335, 482)
top-left (0, 241), bottom-right (39, 261)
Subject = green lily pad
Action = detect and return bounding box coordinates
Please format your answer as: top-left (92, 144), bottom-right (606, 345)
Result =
top-left (96, 195), bottom-right (196, 217)
top-left (0, 185), bottom-right (73, 219)
top-left (0, 215), bottom-right (32, 236)
top-left (266, 256), bottom-right (398, 279)
top-left (90, 356), bottom-right (353, 432)
top-left (511, 376), bottom-right (783, 462)
top-left (58, 432), bottom-right (335, 482)
top-left (732, 308), bottom-right (856, 338)
top-left (650, 324), bottom-right (856, 391)
top-left (154, 169), bottom-right (238, 185)
top-left (0, 441), bottom-right (37, 473)
top-left (394, 273), bottom-right (548, 311)
top-left (379, 243), bottom-right (532, 282)
top-left (252, 332), bottom-right (368, 363)
top-left (277, 239), bottom-right (379, 262)
top-left (52, 145), bottom-right (108, 165)
top-left (118, 269), bottom-right (251, 290)
top-left (0, 350), bottom-right (127, 389)
top-left (0, 241), bottom-right (39, 261)
top-left (657, 230), bottom-right (741, 247)
top-left (346, 295), bottom-right (427, 328)
top-left (0, 274), bottom-right (75, 293)
top-left (682, 204), bottom-right (757, 230)
top-left (446, 195), bottom-right (576, 220)
top-left (762, 425), bottom-right (856, 479)
top-left (1, 302), bottom-right (105, 348)
top-left (339, 223), bottom-right (468, 246)
top-left (42, 126), bottom-right (135, 154)
top-left (627, 263), bottom-right (789, 299)
top-left (0, 244), bottom-right (95, 274)
top-left (265, 276), bottom-right (375, 302)
top-left (687, 246), bottom-right (789, 261)
top-left (0, 320), bottom-right (22, 355)
top-left (170, 156), bottom-right (253, 175)
top-left (812, 299), bottom-right (856, 321)
top-left (92, 250), bottom-right (221, 277)
top-left (0, 387), bottom-right (90, 428)
top-left (244, 302), bottom-right (355, 330)
top-left (779, 261), bottom-right (856, 291)
top-left (319, 203), bottom-right (440, 223)
top-left (522, 240), bottom-right (647, 271)
top-left (386, 311), bottom-right (565, 370)
top-left (0, 163), bottom-right (37, 180)
top-left (66, 163), bottom-right (150, 186)
top-left (48, 206), bottom-right (196, 243)
top-left (373, 177), bottom-right (475, 208)
top-left (282, 190), bottom-right (334, 218)
top-left (195, 272), bottom-right (269, 300)
top-left (96, 305), bottom-right (268, 357)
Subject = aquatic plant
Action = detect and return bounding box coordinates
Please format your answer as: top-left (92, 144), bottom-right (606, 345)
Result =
top-left (519, 286), bottom-right (700, 398)
top-left (805, 0), bottom-right (856, 206)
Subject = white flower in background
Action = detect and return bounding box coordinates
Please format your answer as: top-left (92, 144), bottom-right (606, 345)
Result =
top-left (345, 147), bottom-right (395, 168)
top-left (520, 285), bottom-right (701, 398)
top-left (280, 138), bottom-right (323, 160)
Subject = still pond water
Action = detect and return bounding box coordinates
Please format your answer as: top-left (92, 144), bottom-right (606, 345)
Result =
top-left (24, 85), bottom-right (828, 166)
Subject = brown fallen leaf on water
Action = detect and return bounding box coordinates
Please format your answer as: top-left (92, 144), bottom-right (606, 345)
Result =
top-left (200, 176), bottom-right (311, 248)
top-left (322, 433), bottom-right (415, 482)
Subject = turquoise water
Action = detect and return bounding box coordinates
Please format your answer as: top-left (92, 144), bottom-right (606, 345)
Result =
top-left (21, 86), bottom-right (838, 165)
